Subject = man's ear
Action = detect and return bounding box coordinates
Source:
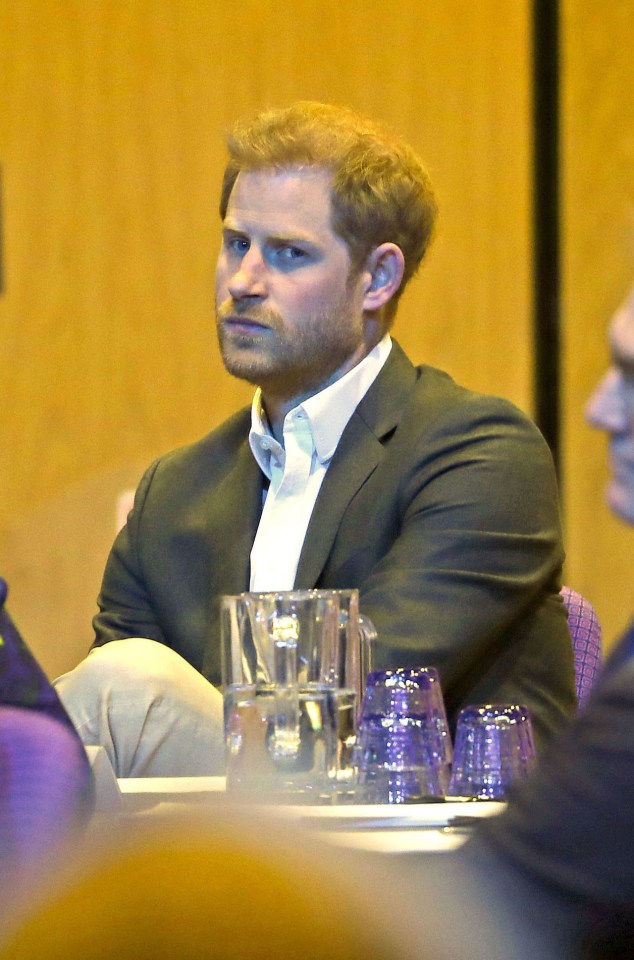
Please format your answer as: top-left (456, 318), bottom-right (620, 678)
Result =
top-left (361, 243), bottom-right (405, 312)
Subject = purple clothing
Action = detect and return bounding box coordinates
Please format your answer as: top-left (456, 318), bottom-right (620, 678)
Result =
top-left (0, 577), bottom-right (94, 877)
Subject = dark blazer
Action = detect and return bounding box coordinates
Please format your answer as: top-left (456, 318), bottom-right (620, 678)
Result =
top-left (93, 341), bottom-right (576, 744)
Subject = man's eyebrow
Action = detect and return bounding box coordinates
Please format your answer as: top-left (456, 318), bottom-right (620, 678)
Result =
top-left (268, 233), bottom-right (318, 248)
top-left (221, 218), bottom-right (319, 246)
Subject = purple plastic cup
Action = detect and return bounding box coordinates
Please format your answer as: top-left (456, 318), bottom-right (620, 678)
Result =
top-left (447, 703), bottom-right (536, 800)
top-left (355, 667), bottom-right (453, 803)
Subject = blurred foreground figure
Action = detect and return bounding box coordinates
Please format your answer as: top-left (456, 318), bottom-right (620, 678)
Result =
top-left (0, 810), bottom-right (430, 960)
top-left (585, 281), bottom-right (634, 529)
top-left (0, 578), bottom-right (93, 885)
top-left (425, 643), bottom-right (634, 959)
top-left (584, 279), bottom-right (634, 682)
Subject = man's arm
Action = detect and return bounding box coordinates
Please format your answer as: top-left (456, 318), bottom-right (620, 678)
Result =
top-left (360, 393), bottom-right (567, 670)
top-left (92, 458), bottom-right (168, 649)
top-left (90, 408), bottom-right (260, 678)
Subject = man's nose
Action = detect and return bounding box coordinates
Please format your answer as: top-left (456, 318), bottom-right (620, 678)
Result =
top-left (585, 369), bottom-right (627, 433)
top-left (228, 249), bottom-right (267, 300)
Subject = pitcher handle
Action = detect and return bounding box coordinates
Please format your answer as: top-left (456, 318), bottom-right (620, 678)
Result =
top-left (358, 612), bottom-right (377, 703)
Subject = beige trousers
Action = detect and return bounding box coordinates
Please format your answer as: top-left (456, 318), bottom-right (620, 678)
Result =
top-left (54, 639), bottom-right (225, 778)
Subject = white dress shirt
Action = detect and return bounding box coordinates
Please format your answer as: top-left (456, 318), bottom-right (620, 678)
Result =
top-left (248, 335), bottom-right (392, 591)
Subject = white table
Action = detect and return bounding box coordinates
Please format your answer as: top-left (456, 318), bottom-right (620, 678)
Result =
top-left (113, 775), bottom-right (504, 853)
top-left (86, 749), bottom-right (505, 853)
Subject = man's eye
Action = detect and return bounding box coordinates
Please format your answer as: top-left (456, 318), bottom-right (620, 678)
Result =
top-left (279, 246), bottom-right (306, 262)
top-left (228, 237), bottom-right (249, 254)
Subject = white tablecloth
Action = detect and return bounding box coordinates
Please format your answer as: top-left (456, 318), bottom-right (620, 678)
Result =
top-left (85, 748), bottom-right (504, 852)
top-left (113, 774), bottom-right (504, 853)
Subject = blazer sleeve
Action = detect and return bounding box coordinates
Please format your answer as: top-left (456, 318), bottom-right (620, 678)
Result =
top-left (92, 458), bottom-right (167, 649)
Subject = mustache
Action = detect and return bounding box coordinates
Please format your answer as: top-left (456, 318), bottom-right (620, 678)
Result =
top-left (216, 300), bottom-right (280, 326)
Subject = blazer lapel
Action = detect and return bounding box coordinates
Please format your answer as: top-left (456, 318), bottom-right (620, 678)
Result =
top-left (210, 437), bottom-right (263, 594)
top-left (295, 341), bottom-right (417, 587)
top-left (203, 434), bottom-right (264, 680)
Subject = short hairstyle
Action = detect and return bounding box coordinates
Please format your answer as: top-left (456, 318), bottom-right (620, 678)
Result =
top-left (220, 101), bottom-right (437, 308)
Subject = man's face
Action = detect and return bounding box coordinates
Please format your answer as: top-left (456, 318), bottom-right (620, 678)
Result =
top-left (585, 289), bottom-right (634, 524)
top-left (215, 168), bottom-right (372, 407)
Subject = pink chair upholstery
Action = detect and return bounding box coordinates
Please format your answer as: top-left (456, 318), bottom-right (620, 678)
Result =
top-left (561, 586), bottom-right (603, 704)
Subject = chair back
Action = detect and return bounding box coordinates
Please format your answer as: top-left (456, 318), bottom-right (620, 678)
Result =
top-left (561, 586), bottom-right (603, 704)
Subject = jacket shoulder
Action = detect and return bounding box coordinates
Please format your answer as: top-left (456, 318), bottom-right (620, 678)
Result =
top-left (153, 407), bottom-right (251, 469)
top-left (131, 407), bottom-right (253, 501)
top-left (381, 340), bottom-right (544, 440)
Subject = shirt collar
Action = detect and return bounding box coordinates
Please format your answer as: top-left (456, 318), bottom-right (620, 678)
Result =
top-left (249, 334), bottom-right (392, 476)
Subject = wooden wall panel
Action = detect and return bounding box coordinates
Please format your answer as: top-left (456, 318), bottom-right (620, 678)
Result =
top-left (0, 1), bottom-right (533, 675)
top-left (561, 0), bottom-right (634, 651)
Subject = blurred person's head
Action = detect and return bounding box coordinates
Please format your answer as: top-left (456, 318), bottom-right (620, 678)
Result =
top-left (0, 810), bottom-right (418, 960)
top-left (586, 283), bottom-right (634, 525)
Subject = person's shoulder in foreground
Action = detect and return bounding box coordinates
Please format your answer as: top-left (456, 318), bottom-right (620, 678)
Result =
top-left (464, 634), bottom-right (634, 957)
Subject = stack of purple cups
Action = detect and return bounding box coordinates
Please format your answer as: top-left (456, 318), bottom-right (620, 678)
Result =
top-left (354, 667), bottom-right (453, 804)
